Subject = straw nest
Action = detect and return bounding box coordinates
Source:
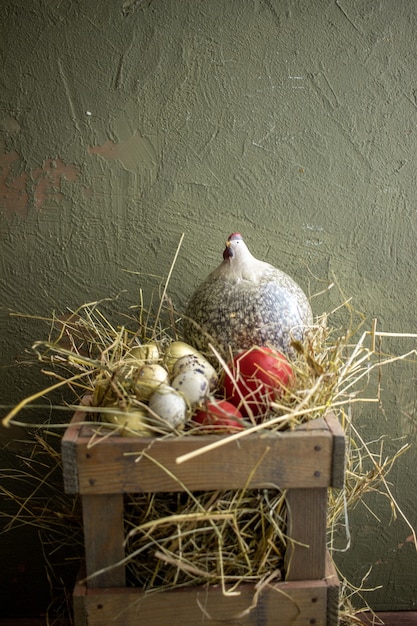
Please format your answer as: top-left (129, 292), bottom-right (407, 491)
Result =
top-left (2, 265), bottom-right (416, 624)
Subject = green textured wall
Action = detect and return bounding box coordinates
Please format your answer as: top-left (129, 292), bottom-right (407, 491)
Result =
top-left (1, 0), bottom-right (416, 615)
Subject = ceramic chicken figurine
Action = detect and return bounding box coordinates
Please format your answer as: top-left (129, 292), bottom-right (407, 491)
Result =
top-left (183, 232), bottom-right (313, 358)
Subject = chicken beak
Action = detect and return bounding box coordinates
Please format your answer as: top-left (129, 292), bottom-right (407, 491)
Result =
top-left (223, 241), bottom-right (234, 259)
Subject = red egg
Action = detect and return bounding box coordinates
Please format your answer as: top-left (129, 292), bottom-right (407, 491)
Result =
top-left (192, 400), bottom-right (246, 432)
top-left (223, 346), bottom-right (294, 417)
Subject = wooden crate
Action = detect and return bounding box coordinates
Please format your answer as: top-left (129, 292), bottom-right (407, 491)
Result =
top-left (62, 405), bottom-right (345, 626)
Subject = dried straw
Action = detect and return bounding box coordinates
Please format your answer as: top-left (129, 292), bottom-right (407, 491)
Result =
top-left (0, 429), bottom-right (83, 624)
top-left (1, 251), bottom-right (416, 623)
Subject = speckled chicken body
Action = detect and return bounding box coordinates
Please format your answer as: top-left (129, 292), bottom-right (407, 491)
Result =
top-left (183, 233), bottom-right (313, 358)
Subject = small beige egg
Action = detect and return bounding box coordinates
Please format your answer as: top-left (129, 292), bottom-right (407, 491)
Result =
top-left (134, 363), bottom-right (169, 400)
top-left (171, 370), bottom-right (210, 407)
top-left (125, 342), bottom-right (160, 364)
top-left (148, 385), bottom-right (187, 430)
top-left (164, 341), bottom-right (204, 373)
top-left (92, 377), bottom-right (115, 407)
top-left (172, 354), bottom-right (218, 390)
top-left (101, 407), bottom-right (153, 437)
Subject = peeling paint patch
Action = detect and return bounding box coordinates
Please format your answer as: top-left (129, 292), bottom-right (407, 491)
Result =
top-left (0, 151), bottom-right (29, 217)
top-left (0, 151), bottom-right (80, 217)
top-left (89, 130), bottom-right (160, 173)
top-left (398, 534), bottom-right (416, 549)
top-left (31, 158), bottom-right (79, 210)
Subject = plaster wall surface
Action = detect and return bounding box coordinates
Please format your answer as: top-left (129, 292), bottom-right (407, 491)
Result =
top-left (1, 0), bottom-right (416, 614)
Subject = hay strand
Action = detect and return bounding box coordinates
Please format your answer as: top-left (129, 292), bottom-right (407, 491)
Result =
top-left (1, 272), bottom-right (417, 623)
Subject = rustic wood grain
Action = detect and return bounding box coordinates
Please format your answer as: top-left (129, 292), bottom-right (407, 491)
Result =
top-left (82, 494), bottom-right (126, 587)
top-left (3, 611), bottom-right (417, 625)
top-left (72, 575), bottom-right (87, 626)
top-left (0, 621), bottom-right (71, 625)
top-left (325, 552), bottom-right (340, 626)
top-left (78, 578), bottom-right (328, 626)
top-left (61, 407), bottom-right (347, 624)
top-left (324, 411), bottom-right (346, 489)
top-left (284, 487), bottom-right (328, 581)
top-left (61, 414), bottom-right (82, 493)
top-left (62, 412), bottom-right (335, 495)
top-left (355, 613), bottom-right (417, 625)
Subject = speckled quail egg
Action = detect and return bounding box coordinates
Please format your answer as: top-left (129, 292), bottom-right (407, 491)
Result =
top-left (164, 341), bottom-right (204, 373)
top-left (171, 369), bottom-right (210, 407)
top-left (148, 385), bottom-right (188, 430)
top-left (172, 354), bottom-right (218, 390)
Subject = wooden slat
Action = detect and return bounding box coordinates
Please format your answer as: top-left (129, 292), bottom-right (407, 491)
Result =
top-left (284, 487), bottom-right (328, 581)
top-left (73, 574), bottom-right (88, 626)
top-left (325, 552), bottom-right (340, 626)
top-left (0, 621), bottom-right (73, 626)
top-left (4, 611), bottom-right (417, 625)
top-left (79, 579), bottom-right (328, 626)
top-left (324, 411), bottom-right (346, 488)
top-left (0, 621), bottom-right (71, 626)
top-left (62, 415), bottom-right (334, 495)
top-left (61, 412), bottom-right (83, 493)
top-left (81, 494), bottom-right (126, 587)
top-left (357, 612), bottom-right (417, 625)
